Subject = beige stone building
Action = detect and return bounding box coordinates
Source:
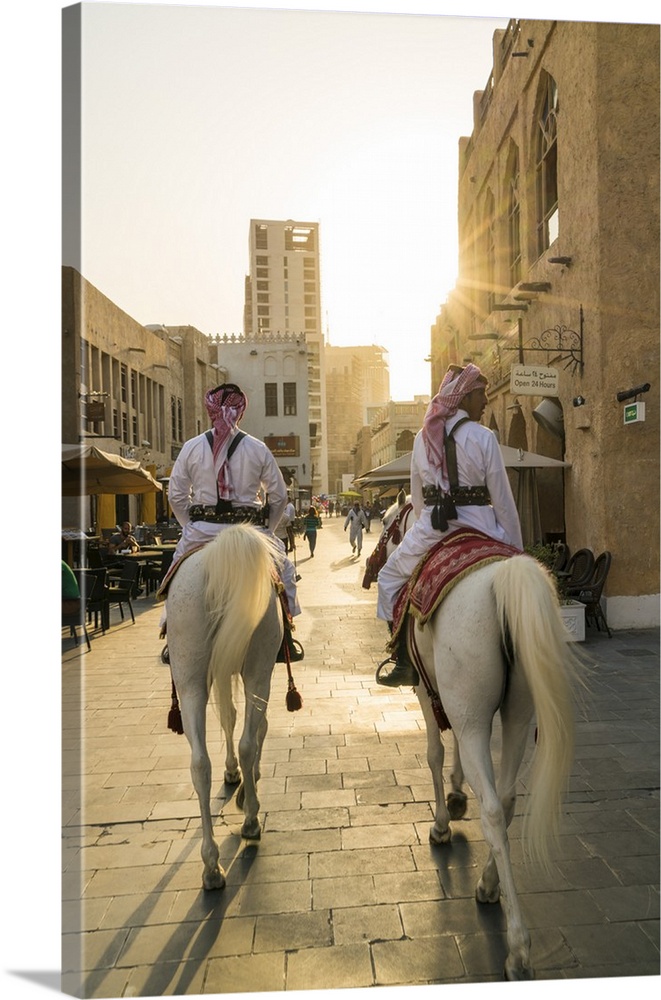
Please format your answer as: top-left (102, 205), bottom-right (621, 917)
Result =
top-left (325, 344), bottom-right (390, 496)
top-left (431, 19), bottom-right (660, 629)
top-left (62, 267), bottom-right (219, 532)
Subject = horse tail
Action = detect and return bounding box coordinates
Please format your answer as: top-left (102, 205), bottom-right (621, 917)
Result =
top-left (202, 524), bottom-right (282, 732)
top-left (493, 554), bottom-right (587, 868)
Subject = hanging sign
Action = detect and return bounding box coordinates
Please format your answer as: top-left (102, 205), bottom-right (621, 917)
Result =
top-left (623, 402), bottom-right (646, 424)
top-left (510, 364), bottom-right (559, 396)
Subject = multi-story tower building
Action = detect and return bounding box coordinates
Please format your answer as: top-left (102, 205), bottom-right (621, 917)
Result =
top-left (325, 344), bottom-right (390, 495)
top-left (244, 219), bottom-right (328, 494)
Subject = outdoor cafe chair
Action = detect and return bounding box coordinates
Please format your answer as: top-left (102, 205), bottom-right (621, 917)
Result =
top-left (575, 550), bottom-right (613, 637)
top-left (105, 561), bottom-right (140, 624)
top-left (561, 548), bottom-right (595, 593)
top-left (62, 603), bottom-right (91, 651)
top-left (142, 549), bottom-right (174, 596)
top-left (73, 567), bottom-right (110, 634)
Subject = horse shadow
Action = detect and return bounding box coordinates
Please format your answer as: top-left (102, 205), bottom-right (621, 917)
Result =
top-left (75, 782), bottom-right (260, 999)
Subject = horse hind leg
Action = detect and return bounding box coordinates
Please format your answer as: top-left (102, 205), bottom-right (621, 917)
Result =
top-left (180, 691), bottom-right (226, 890)
top-left (459, 726), bottom-right (533, 981)
top-left (446, 732), bottom-right (468, 820)
top-left (221, 696), bottom-right (241, 785)
top-left (417, 688), bottom-right (452, 843)
top-left (237, 598), bottom-right (280, 841)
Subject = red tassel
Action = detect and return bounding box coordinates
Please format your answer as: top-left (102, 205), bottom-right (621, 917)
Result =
top-left (168, 705), bottom-right (184, 734)
top-left (286, 681), bottom-right (303, 712)
top-left (167, 679), bottom-right (184, 734)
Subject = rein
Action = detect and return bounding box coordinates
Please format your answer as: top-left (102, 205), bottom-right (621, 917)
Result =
top-left (362, 502), bottom-right (414, 589)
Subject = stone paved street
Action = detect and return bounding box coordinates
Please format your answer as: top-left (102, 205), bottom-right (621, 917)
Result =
top-left (61, 515), bottom-right (659, 997)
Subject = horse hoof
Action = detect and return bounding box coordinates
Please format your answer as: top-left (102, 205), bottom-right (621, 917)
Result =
top-left (476, 881), bottom-right (500, 904)
top-left (241, 819), bottom-right (262, 841)
top-left (429, 825), bottom-right (452, 845)
top-left (224, 769), bottom-right (241, 785)
top-left (446, 791), bottom-right (468, 820)
top-left (203, 866), bottom-right (226, 891)
top-left (504, 957), bottom-right (534, 981)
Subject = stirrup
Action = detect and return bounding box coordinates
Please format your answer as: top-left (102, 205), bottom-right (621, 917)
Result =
top-left (160, 644), bottom-right (170, 664)
top-left (375, 655), bottom-right (419, 688)
top-left (276, 634), bottom-right (305, 663)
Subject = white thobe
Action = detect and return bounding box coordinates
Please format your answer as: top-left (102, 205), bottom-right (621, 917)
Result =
top-left (376, 411), bottom-right (523, 621)
top-left (344, 508), bottom-right (367, 550)
top-left (166, 429), bottom-right (300, 616)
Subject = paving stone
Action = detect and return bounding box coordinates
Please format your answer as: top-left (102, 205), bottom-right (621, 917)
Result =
top-left (285, 942), bottom-right (374, 991)
top-left (61, 524), bottom-right (660, 992)
top-left (253, 909), bottom-right (332, 952)
top-left (205, 951), bottom-right (285, 993)
top-left (372, 934), bottom-right (465, 984)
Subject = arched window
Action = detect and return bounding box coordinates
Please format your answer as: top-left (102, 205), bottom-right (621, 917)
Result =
top-left (535, 73), bottom-right (559, 256)
top-left (506, 144), bottom-right (522, 287)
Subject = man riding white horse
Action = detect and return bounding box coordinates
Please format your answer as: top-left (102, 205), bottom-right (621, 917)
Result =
top-left (376, 362), bottom-right (523, 687)
top-left (160, 382), bottom-right (303, 662)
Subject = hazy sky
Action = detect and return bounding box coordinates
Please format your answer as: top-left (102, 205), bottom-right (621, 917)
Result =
top-left (68, 4), bottom-right (511, 399)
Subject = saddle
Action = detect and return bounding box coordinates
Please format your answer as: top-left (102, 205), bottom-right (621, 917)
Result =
top-left (388, 527), bottom-right (522, 729)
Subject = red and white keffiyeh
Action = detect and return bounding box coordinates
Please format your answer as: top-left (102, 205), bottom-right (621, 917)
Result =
top-left (421, 364), bottom-right (486, 486)
top-left (204, 384), bottom-right (247, 500)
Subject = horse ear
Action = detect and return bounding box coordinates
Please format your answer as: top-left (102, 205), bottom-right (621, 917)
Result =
top-left (397, 488), bottom-right (407, 508)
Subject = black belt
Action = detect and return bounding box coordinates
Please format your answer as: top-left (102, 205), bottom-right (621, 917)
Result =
top-left (422, 485), bottom-right (491, 507)
top-left (189, 504), bottom-right (266, 525)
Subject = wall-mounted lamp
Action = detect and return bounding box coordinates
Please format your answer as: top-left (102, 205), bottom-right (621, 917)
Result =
top-left (507, 398), bottom-right (521, 412)
top-left (250, 349), bottom-right (258, 356)
top-left (616, 382), bottom-right (650, 403)
top-left (572, 396), bottom-right (586, 407)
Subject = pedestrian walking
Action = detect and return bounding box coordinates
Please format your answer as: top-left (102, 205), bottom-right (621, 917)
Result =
top-left (302, 505), bottom-right (322, 557)
top-left (344, 501), bottom-right (367, 556)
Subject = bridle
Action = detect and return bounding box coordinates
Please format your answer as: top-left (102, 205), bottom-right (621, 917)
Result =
top-left (362, 500), bottom-right (414, 589)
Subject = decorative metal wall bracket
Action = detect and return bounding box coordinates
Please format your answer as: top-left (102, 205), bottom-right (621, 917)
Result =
top-left (502, 306), bottom-right (584, 375)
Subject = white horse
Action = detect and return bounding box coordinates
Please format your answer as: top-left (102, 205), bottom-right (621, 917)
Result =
top-left (165, 523), bottom-right (285, 890)
top-left (375, 496), bottom-right (586, 980)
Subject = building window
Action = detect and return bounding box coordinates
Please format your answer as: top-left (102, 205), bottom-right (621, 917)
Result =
top-left (171, 395), bottom-right (177, 440)
top-left (257, 306), bottom-right (270, 317)
top-left (257, 293), bottom-right (269, 303)
top-left (283, 382), bottom-right (297, 416)
top-left (256, 256), bottom-right (268, 266)
top-left (177, 399), bottom-right (183, 440)
top-left (256, 267), bottom-right (269, 279)
top-left (265, 382), bottom-right (278, 416)
top-left (484, 189), bottom-right (496, 314)
top-left (80, 338), bottom-right (88, 389)
top-left (285, 225), bottom-right (315, 251)
top-left (255, 223), bottom-right (268, 250)
top-left (132, 415), bottom-right (138, 445)
top-left (256, 280), bottom-right (269, 291)
top-left (122, 411), bottom-right (129, 443)
top-left (120, 364), bottom-right (128, 403)
top-left (113, 408), bottom-right (119, 439)
top-left (507, 144), bottom-right (522, 287)
top-left (535, 73), bottom-right (559, 256)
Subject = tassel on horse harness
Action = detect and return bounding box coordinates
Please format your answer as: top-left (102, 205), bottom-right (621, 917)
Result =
top-left (167, 676), bottom-right (184, 734)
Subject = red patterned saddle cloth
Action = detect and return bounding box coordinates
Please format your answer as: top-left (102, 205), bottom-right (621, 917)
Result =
top-left (390, 527), bottom-right (521, 648)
